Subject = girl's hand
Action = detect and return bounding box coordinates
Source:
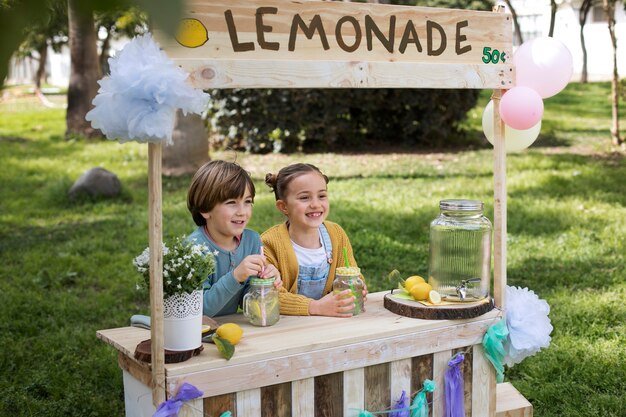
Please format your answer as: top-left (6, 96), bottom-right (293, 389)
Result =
top-left (309, 290), bottom-right (355, 317)
top-left (262, 264), bottom-right (283, 289)
top-left (361, 283), bottom-right (368, 312)
top-left (233, 254), bottom-right (265, 283)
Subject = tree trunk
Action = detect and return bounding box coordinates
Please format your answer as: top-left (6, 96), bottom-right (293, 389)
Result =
top-left (34, 43), bottom-right (47, 90)
top-left (99, 28), bottom-right (112, 76)
top-left (66, 0), bottom-right (101, 139)
top-left (579, 0), bottom-right (592, 83)
top-left (34, 43), bottom-right (56, 108)
top-left (503, 0), bottom-right (523, 45)
top-left (162, 110), bottom-right (210, 177)
top-left (603, 0), bottom-right (622, 146)
top-left (548, 0), bottom-right (557, 37)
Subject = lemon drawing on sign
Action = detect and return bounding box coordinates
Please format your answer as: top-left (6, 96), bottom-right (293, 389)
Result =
top-left (176, 18), bottom-right (208, 48)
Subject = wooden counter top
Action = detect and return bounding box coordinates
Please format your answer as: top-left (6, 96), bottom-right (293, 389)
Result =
top-left (97, 291), bottom-right (501, 397)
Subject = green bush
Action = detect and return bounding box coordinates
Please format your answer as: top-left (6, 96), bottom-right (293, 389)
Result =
top-left (208, 88), bottom-right (480, 153)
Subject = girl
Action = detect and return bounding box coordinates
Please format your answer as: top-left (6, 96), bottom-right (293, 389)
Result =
top-left (262, 163), bottom-right (367, 317)
top-left (187, 160), bottom-right (281, 317)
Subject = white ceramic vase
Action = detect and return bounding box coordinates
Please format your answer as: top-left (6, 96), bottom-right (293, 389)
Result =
top-left (163, 289), bottom-right (202, 351)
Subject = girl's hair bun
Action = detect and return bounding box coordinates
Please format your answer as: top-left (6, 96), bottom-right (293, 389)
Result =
top-left (265, 173), bottom-right (277, 189)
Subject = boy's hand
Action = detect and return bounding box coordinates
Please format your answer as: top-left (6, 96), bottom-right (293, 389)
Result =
top-left (309, 290), bottom-right (355, 317)
top-left (233, 254), bottom-right (265, 283)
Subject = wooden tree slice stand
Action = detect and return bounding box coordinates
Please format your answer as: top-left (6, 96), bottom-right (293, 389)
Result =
top-left (134, 339), bottom-right (204, 364)
top-left (384, 293), bottom-right (495, 320)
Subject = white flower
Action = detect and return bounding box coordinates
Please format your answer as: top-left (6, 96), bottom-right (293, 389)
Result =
top-left (163, 270), bottom-right (169, 277)
top-left (177, 284), bottom-right (182, 289)
top-left (504, 286), bottom-right (553, 366)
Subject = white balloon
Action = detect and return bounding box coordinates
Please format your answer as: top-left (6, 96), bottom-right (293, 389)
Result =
top-left (482, 100), bottom-right (541, 153)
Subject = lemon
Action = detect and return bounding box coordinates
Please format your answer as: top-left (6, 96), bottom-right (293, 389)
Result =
top-left (410, 282), bottom-right (432, 301)
top-left (216, 323), bottom-right (243, 345)
top-left (428, 290), bottom-right (442, 304)
top-left (201, 324), bottom-right (212, 334)
top-left (404, 275), bottom-right (426, 292)
top-left (175, 18), bottom-right (209, 48)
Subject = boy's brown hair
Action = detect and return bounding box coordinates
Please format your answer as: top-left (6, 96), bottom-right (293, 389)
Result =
top-left (187, 160), bottom-right (256, 226)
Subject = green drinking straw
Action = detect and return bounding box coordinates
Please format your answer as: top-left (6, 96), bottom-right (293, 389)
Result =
top-left (342, 247), bottom-right (359, 314)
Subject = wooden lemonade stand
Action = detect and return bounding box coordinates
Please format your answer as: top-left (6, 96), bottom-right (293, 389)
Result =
top-left (97, 1), bottom-right (532, 416)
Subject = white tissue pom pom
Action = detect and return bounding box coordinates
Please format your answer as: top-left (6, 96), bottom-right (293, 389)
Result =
top-left (85, 33), bottom-right (209, 144)
top-left (504, 286), bottom-right (553, 366)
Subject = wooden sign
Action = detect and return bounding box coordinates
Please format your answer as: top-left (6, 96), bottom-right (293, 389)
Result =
top-left (157, 0), bottom-right (514, 89)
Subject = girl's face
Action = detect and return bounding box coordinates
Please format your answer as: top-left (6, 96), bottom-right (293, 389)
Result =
top-left (202, 186), bottom-right (253, 245)
top-left (277, 172), bottom-right (329, 231)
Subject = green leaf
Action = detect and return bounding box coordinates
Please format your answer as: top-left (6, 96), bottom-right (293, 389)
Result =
top-left (213, 335), bottom-right (235, 360)
top-left (392, 288), bottom-right (414, 301)
top-left (387, 269), bottom-right (402, 285)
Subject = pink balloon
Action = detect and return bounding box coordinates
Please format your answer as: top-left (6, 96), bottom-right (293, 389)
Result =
top-left (482, 100), bottom-right (541, 153)
top-left (514, 37), bottom-right (573, 98)
top-left (499, 87), bottom-right (544, 130)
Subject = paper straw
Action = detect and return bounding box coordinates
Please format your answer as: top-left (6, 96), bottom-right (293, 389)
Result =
top-left (260, 246), bottom-right (266, 325)
top-left (342, 247), bottom-right (350, 268)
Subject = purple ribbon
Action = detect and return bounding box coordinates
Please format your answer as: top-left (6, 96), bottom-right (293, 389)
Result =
top-left (389, 390), bottom-right (409, 417)
top-left (444, 353), bottom-right (465, 417)
top-left (153, 383), bottom-right (203, 417)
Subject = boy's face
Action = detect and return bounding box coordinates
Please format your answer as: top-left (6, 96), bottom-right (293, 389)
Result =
top-left (202, 186), bottom-right (253, 242)
top-left (277, 172), bottom-right (329, 231)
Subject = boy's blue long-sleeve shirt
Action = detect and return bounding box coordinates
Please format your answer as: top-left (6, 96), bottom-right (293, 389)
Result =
top-left (187, 227), bottom-right (261, 317)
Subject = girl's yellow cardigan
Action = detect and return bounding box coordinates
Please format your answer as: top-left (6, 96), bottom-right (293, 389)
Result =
top-left (261, 221), bottom-right (361, 316)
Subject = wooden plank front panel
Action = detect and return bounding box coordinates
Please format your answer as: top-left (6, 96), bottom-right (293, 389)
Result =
top-left (433, 350), bottom-right (452, 417)
top-left (315, 372), bottom-right (343, 417)
top-left (204, 393), bottom-right (236, 417)
top-left (365, 363), bottom-right (390, 413)
top-left (292, 378), bottom-right (315, 417)
top-left (236, 389), bottom-right (261, 417)
top-left (343, 368), bottom-right (365, 416)
top-left (412, 354), bottom-right (434, 417)
top-left (472, 344), bottom-right (496, 417)
top-left (179, 398), bottom-right (203, 417)
top-left (390, 359), bottom-right (412, 406)
top-left (262, 382), bottom-right (292, 417)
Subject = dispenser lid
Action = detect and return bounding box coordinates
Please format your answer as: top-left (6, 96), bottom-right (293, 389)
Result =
top-left (439, 199), bottom-right (483, 211)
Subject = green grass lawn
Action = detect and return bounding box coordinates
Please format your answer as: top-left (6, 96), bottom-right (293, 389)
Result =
top-left (0, 82), bottom-right (624, 416)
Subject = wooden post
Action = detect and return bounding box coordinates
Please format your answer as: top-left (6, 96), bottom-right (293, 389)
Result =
top-left (148, 142), bottom-right (166, 406)
top-left (492, 4), bottom-right (507, 311)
